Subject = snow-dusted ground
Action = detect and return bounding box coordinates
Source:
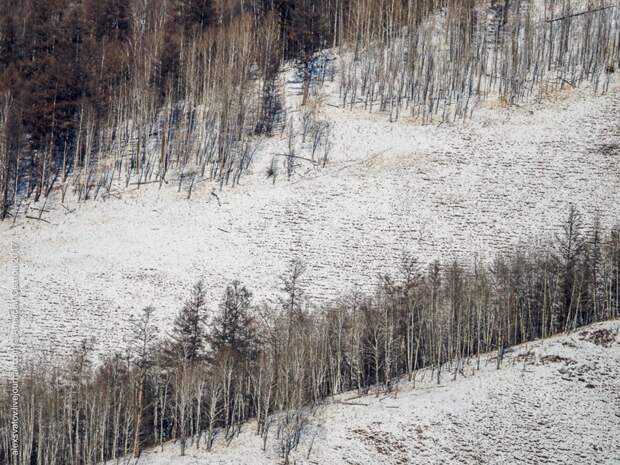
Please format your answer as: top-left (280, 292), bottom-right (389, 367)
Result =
top-left (121, 320), bottom-right (620, 465)
top-left (0, 67), bottom-right (619, 370)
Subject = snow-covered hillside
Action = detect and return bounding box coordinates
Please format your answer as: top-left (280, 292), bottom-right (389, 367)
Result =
top-left (0, 68), bottom-right (619, 371)
top-left (118, 320), bottom-right (620, 465)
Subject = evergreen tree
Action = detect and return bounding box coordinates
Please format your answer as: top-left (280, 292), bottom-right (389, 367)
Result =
top-left (169, 280), bottom-right (209, 363)
top-left (84, 0), bottom-right (131, 41)
top-left (129, 306), bottom-right (159, 458)
top-left (211, 280), bottom-right (255, 359)
top-left (0, 13), bottom-right (17, 69)
top-left (554, 205), bottom-right (585, 331)
top-left (174, 0), bottom-right (214, 31)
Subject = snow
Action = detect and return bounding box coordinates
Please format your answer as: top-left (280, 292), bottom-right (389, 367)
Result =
top-left (118, 320), bottom-right (620, 465)
top-left (0, 61), bottom-right (619, 372)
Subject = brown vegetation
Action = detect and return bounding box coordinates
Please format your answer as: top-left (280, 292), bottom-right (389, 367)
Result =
top-left (0, 1), bottom-right (617, 217)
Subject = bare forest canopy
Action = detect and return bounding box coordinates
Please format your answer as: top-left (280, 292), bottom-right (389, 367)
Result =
top-left (0, 0), bottom-right (618, 218)
top-left (1, 207), bottom-right (619, 465)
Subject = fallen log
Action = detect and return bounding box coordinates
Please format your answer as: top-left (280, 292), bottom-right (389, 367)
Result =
top-left (339, 401), bottom-right (369, 407)
top-left (546, 5), bottom-right (616, 23)
top-left (26, 215), bottom-right (51, 224)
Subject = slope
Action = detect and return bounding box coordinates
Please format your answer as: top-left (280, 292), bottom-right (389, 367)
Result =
top-left (130, 320), bottom-right (620, 465)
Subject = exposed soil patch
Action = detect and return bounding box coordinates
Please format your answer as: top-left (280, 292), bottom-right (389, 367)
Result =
top-left (579, 328), bottom-right (618, 348)
top-left (351, 427), bottom-right (409, 464)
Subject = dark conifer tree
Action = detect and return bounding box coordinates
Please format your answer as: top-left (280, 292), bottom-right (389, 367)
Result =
top-left (211, 280), bottom-right (255, 359)
top-left (169, 280), bottom-right (209, 363)
top-left (129, 306), bottom-right (159, 458)
top-left (0, 13), bottom-right (17, 69)
top-left (173, 0), bottom-right (214, 31)
top-left (555, 205), bottom-right (585, 331)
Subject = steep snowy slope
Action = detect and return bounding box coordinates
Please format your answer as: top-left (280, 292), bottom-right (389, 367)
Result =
top-left (0, 70), bottom-right (619, 371)
top-left (119, 320), bottom-right (620, 465)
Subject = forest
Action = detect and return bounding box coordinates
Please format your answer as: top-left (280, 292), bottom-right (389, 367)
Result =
top-left (1, 207), bottom-right (619, 465)
top-left (0, 0), bottom-right (618, 218)
top-left (0, 1), bottom-right (619, 463)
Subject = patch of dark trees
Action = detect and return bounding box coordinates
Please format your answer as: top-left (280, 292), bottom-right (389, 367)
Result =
top-left (1, 0), bottom-right (616, 218)
top-left (0, 0), bottom-right (337, 217)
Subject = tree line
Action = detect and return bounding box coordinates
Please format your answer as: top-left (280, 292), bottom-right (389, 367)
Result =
top-left (1, 208), bottom-right (619, 465)
top-left (1, 0), bottom-right (617, 218)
